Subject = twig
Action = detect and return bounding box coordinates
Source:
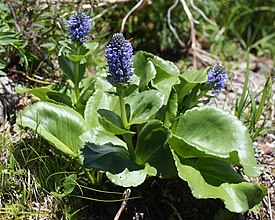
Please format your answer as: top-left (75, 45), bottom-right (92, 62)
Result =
top-left (90, 7), bottom-right (114, 23)
top-left (214, 27), bottom-right (225, 41)
top-left (179, 0), bottom-right (197, 69)
top-left (120, 0), bottom-right (145, 33)
top-left (114, 188), bottom-right (131, 220)
top-left (98, 0), bottom-right (132, 7)
top-left (189, 0), bottom-right (217, 26)
top-left (167, 0), bottom-right (186, 49)
top-left (178, 0), bottom-right (219, 67)
top-left (8, 69), bottom-right (57, 85)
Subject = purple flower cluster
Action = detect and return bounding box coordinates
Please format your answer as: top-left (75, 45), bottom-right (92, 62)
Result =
top-left (68, 12), bottom-right (91, 43)
top-left (105, 33), bottom-right (133, 85)
top-left (207, 65), bottom-right (228, 93)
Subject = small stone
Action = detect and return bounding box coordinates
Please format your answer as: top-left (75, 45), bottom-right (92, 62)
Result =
top-left (260, 143), bottom-right (273, 155)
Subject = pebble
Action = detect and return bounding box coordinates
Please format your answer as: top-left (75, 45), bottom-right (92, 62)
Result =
top-left (260, 143), bottom-right (273, 155)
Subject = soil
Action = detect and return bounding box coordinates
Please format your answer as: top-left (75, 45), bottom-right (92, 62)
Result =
top-left (0, 54), bottom-right (274, 220)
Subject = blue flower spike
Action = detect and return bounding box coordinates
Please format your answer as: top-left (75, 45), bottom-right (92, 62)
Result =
top-left (105, 33), bottom-right (134, 86)
top-left (68, 12), bottom-right (91, 43)
top-left (207, 65), bottom-right (228, 93)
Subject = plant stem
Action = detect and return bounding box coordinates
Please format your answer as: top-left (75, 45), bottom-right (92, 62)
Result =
top-left (77, 157), bottom-right (96, 185)
top-left (119, 92), bottom-right (136, 161)
top-left (119, 93), bottom-right (128, 129)
top-left (84, 168), bottom-right (96, 185)
top-left (123, 134), bottom-right (136, 161)
top-left (74, 45), bottom-right (81, 105)
top-left (96, 172), bottom-right (103, 185)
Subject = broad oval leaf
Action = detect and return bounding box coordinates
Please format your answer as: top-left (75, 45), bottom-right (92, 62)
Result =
top-left (169, 136), bottom-right (241, 165)
top-left (175, 68), bottom-right (209, 104)
top-left (172, 150), bottom-right (266, 213)
top-left (181, 68), bottom-right (209, 83)
top-left (83, 41), bottom-right (98, 55)
top-left (151, 56), bottom-right (180, 76)
top-left (163, 88), bottom-right (178, 128)
top-left (58, 54), bottom-right (75, 83)
top-left (150, 56), bottom-right (180, 104)
top-left (135, 120), bottom-right (176, 178)
top-left (84, 89), bottom-right (119, 129)
top-left (47, 92), bottom-right (72, 107)
top-left (80, 126), bottom-right (128, 149)
top-left (17, 87), bottom-right (72, 107)
top-left (58, 53), bottom-right (86, 85)
top-left (172, 106), bottom-right (263, 177)
top-left (98, 109), bottom-right (134, 135)
top-left (67, 54), bottom-right (84, 62)
top-left (16, 102), bottom-right (87, 157)
top-left (81, 142), bottom-right (139, 174)
top-left (106, 164), bottom-right (157, 187)
top-left (126, 90), bottom-right (165, 125)
top-left (133, 51), bottom-right (156, 90)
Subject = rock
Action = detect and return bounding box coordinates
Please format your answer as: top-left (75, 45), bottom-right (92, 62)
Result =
top-left (0, 76), bottom-right (19, 126)
top-left (260, 143), bottom-right (273, 155)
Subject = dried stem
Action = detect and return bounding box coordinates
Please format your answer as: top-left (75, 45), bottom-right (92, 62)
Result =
top-left (114, 189), bottom-right (131, 220)
top-left (167, 0), bottom-right (186, 49)
top-left (189, 0), bottom-right (217, 26)
top-left (8, 69), bottom-right (57, 85)
top-left (120, 0), bottom-right (145, 33)
top-left (179, 0), bottom-right (197, 69)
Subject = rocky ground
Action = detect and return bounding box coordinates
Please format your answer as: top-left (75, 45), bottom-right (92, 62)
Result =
top-left (0, 54), bottom-right (274, 219)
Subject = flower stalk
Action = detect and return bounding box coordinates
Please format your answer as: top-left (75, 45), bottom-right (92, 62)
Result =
top-left (73, 45), bottom-right (81, 105)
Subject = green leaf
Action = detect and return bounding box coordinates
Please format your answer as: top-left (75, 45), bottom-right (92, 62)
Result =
top-left (67, 54), bottom-right (85, 62)
top-left (169, 136), bottom-right (241, 165)
top-left (27, 87), bottom-right (52, 101)
top-left (133, 51), bottom-right (156, 89)
top-left (181, 68), bottom-right (209, 83)
top-left (80, 126), bottom-right (128, 149)
top-left (81, 142), bottom-right (140, 174)
top-left (58, 54), bottom-right (75, 83)
top-left (164, 88), bottom-right (178, 127)
top-left (172, 106), bottom-right (263, 177)
top-left (76, 76), bottom-right (95, 115)
top-left (53, 174), bottom-right (77, 198)
top-left (135, 120), bottom-right (176, 178)
top-left (150, 56), bottom-right (180, 104)
top-left (0, 32), bottom-right (21, 45)
top-left (17, 102), bottom-right (87, 157)
top-left (15, 85), bottom-right (30, 94)
top-left (0, 60), bottom-right (5, 69)
top-left (195, 158), bottom-right (244, 186)
top-left (169, 136), bottom-right (208, 158)
top-left (0, 70), bottom-right (6, 76)
top-left (58, 53), bottom-right (86, 85)
top-left (152, 56), bottom-right (180, 76)
top-left (175, 68), bottom-right (209, 104)
top-left (20, 87), bottom-right (72, 106)
top-left (126, 90), bottom-right (165, 125)
top-left (79, 76), bottom-right (95, 105)
top-left (98, 109), bottom-right (134, 135)
top-left (172, 150), bottom-right (266, 213)
top-left (47, 92), bottom-right (72, 106)
top-left (83, 41), bottom-right (98, 55)
top-left (84, 89), bottom-right (119, 129)
top-left (106, 164), bottom-right (157, 187)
